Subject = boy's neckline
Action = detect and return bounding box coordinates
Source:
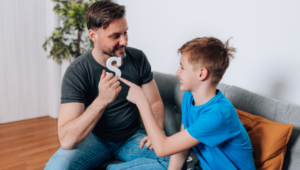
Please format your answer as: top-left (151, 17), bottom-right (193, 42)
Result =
top-left (191, 89), bottom-right (220, 107)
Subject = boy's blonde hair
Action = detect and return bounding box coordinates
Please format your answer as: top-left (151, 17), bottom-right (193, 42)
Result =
top-left (178, 37), bottom-right (236, 85)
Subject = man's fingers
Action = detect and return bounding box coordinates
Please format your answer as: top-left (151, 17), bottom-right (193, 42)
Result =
top-left (112, 81), bottom-right (121, 89)
top-left (116, 86), bottom-right (122, 94)
top-left (119, 78), bottom-right (134, 87)
top-left (107, 77), bottom-right (119, 87)
top-left (149, 145), bottom-right (153, 150)
top-left (100, 70), bottom-right (106, 80)
top-left (104, 72), bottom-right (114, 82)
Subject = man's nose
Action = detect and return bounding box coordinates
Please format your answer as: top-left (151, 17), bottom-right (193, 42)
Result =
top-left (119, 35), bottom-right (128, 46)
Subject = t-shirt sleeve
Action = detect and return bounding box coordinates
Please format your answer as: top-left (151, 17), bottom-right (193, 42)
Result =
top-left (61, 66), bottom-right (88, 104)
top-left (139, 51), bottom-right (153, 85)
top-left (187, 110), bottom-right (230, 148)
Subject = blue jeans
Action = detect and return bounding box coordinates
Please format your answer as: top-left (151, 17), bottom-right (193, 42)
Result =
top-left (45, 128), bottom-right (170, 170)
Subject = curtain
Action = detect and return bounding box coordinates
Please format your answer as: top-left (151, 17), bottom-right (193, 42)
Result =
top-left (0, 0), bottom-right (61, 124)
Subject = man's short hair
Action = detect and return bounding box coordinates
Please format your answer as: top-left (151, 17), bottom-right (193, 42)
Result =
top-left (86, 0), bottom-right (125, 30)
top-left (178, 37), bottom-right (236, 85)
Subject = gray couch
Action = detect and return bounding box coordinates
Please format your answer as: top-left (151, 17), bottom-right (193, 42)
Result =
top-left (98, 71), bottom-right (300, 170)
top-left (154, 71), bottom-right (300, 170)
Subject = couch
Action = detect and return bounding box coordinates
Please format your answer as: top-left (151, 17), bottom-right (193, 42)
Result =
top-left (97, 71), bottom-right (300, 170)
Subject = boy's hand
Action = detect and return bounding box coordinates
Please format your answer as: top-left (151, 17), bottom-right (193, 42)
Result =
top-left (119, 78), bottom-right (148, 105)
top-left (140, 136), bottom-right (153, 150)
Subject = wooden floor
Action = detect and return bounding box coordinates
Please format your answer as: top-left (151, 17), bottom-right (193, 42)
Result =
top-left (0, 116), bottom-right (60, 170)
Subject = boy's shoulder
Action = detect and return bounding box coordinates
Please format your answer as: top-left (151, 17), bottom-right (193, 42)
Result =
top-left (183, 90), bottom-right (232, 109)
top-left (183, 90), bottom-right (237, 120)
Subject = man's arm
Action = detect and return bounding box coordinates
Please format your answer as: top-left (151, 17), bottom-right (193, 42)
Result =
top-left (168, 125), bottom-right (190, 170)
top-left (58, 71), bottom-right (121, 150)
top-left (141, 79), bottom-right (164, 129)
top-left (58, 100), bottom-right (106, 150)
top-left (139, 79), bottom-right (164, 150)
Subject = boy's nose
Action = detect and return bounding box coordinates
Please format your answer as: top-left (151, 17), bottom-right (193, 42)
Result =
top-left (176, 69), bottom-right (180, 77)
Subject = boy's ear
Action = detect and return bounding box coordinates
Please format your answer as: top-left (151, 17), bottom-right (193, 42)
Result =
top-left (199, 67), bottom-right (209, 81)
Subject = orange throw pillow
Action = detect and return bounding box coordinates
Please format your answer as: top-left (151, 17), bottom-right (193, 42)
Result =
top-left (236, 109), bottom-right (293, 170)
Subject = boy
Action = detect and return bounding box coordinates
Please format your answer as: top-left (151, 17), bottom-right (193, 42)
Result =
top-left (120, 37), bottom-right (255, 170)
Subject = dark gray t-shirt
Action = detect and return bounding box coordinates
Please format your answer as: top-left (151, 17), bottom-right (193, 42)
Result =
top-left (61, 47), bottom-right (153, 142)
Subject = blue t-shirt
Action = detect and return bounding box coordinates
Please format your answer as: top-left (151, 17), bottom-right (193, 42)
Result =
top-left (181, 90), bottom-right (255, 170)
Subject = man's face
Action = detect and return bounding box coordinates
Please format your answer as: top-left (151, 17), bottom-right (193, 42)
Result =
top-left (176, 54), bottom-right (200, 91)
top-left (95, 16), bottom-right (128, 57)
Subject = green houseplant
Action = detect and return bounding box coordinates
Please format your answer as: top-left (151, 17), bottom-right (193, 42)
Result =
top-left (43, 0), bottom-right (98, 64)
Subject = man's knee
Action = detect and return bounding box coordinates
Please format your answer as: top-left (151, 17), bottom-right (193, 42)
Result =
top-left (45, 147), bottom-right (80, 170)
top-left (107, 158), bottom-right (169, 170)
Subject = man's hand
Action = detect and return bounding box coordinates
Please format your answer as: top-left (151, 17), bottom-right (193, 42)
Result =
top-left (140, 136), bottom-right (153, 150)
top-left (119, 77), bottom-right (148, 106)
top-left (98, 70), bottom-right (122, 105)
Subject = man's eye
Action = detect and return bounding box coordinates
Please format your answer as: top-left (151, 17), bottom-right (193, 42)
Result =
top-left (124, 32), bottom-right (127, 35)
top-left (112, 35), bottom-right (120, 39)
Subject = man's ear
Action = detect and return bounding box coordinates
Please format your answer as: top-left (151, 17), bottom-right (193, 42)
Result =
top-left (88, 29), bottom-right (97, 42)
top-left (199, 67), bottom-right (209, 81)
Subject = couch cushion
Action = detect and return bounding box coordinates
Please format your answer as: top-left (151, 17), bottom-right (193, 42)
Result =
top-left (237, 109), bottom-right (293, 170)
top-left (223, 85), bottom-right (300, 170)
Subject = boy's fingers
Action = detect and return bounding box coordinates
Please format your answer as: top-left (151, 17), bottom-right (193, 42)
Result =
top-left (146, 142), bottom-right (151, 148)
top-left (120, 78), bottom-right (134, 87)
top-left (140, 137), bottom-right (147, 149)
top-left (139, 142), bottom-right (143, 149)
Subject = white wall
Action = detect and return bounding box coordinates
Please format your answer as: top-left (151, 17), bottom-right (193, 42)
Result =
top-left (116, 0), bottom-right (300, 105)
top-left (0, 0), bottom-right (61, 124)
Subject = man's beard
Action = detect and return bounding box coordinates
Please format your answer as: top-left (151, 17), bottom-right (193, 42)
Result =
top-left (101, 45), bottom-right (126, 58)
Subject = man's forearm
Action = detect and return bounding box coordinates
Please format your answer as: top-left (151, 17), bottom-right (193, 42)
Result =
top-left (151, 100), bottom-right (164, 130)
top-left (59, 98), bottom-right (107, 149)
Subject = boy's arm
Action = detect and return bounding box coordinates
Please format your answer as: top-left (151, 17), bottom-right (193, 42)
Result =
top-left (137, 99), bottom-right (199, 157)
top-left (168, 125), bottom-right (190, 170)
top-left (120, 78), bottom-right (200, 157)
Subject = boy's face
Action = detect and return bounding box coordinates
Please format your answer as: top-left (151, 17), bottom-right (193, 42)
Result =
top-left (176, 54), bottom-right (200, 91)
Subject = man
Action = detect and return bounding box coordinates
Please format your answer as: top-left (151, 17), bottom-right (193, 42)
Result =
top-left (45, 0), bottom-right (169, 169)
